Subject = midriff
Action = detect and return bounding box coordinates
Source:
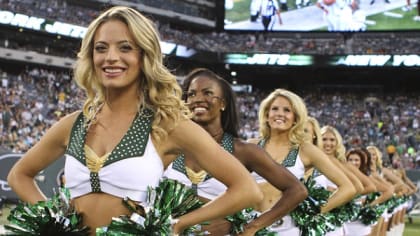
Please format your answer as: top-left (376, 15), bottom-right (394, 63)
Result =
top-left (72, 192), bottom-right (132, 236)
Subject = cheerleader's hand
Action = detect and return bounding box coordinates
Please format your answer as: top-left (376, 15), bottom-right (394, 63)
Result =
top-left (171, 218), bottom-right (182, 236)
top-left (200, 218), bottom-right (231, 235)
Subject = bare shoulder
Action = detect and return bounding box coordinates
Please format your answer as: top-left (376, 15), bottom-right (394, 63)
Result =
top-left (382, 167), bottom-right (393, 174)
top-left (233, 138), bottom-right (263, 154)
top-left (157, 118), bottom-right (209, 155)
top-left (299, 142), bottom-right (327, 164)
top-left (42, 111), bottom-right (82, 146)
top-left (233, 138), bottom-right (273, 168)
top-left (246, 138), bottom-right (260, 145)
top-left (383, 167), bottom-right (401, 178)
top-left (234, 138), bottom-right (262, 154)
top-left (60, 110), bottom-right (82, 126)
top-left (299, 142), bottom-right (321, 155)
top-left (51, 111), bottom-right (82, 134)
top-left (167, 118), bottom-right (204, 142)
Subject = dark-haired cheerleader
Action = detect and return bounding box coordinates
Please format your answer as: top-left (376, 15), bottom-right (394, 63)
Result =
top-left (165, 68), bottom-right (307, 235)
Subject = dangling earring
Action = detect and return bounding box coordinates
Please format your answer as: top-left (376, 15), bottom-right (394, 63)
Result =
top-left (221, 107), bottom-right (225, 111)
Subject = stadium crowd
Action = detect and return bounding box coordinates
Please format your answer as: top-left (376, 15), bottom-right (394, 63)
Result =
top-left (0, 67), bottom-right (83, 153)
top-left (1, 66), bottom-right (419, 170)
top-left (0, 3), bottom-right (419, 235)
top-left (1, 0), bottom-right (420, 55)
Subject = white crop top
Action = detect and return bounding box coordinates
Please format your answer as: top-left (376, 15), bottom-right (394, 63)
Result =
top-left (163, 133), bottom-right (235, 200)
top-left (64, 110), bottom-right (163, 202)
top-left (164, 163), bottom-right (226, 200)
top-left (253, 141), bottom-right (305, 182)
top-left (314, 174), bottom-right (337, 189)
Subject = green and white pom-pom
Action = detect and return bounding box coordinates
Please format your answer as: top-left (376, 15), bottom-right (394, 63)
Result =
top-left (357, 192), bottom-right (386, 225)
top-left (225, 207), bottom-right (276, 235)
top-left (290, 176), bottom-right (335, 236)
top-left (5, 188), bottom-right (89, 236)
top-left (326, 199), bottom-right (361, 228)
top-left (97, 178), bottom-right (204, 235)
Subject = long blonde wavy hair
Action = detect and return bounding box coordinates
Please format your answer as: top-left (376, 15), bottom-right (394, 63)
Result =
top-left (320, 125), bottom-right (346, 162)
top-left (258, 88), bottom-right (308, 146)
top-left (366, 145), bottom-right (383, 170)
top-left (307, 116), bottom-right (323, 149)
top-left (73, 6), bottom-right (189, 141)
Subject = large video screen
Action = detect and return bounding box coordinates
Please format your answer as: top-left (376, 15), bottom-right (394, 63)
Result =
top-left (224, 0), bottom-right (420, 32)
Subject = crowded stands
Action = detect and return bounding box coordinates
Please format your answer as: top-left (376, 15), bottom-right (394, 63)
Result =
top-left (1, 66), bottom-right (419, 169)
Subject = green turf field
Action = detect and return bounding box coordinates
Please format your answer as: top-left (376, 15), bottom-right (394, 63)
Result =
top-left (226, 0), bottom-right (252, 22)
top-left (226, 0), bottom-right (301, 22)
top-left (367, 8), bottom-right (419, 30)
top-left (0, 205), bottom-right (11, 226)
top-left (404, 216), bottom-right (420, 236)
top-left (225, 0), bottom-right (420, 31)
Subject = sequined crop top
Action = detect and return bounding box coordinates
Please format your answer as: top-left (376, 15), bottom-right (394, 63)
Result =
top-left (64, 109), bottom-right (163, 202)
top-left (164, 133), bottom-right (234, 200)
top-left (252, 139), bottom-right (305, 182)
